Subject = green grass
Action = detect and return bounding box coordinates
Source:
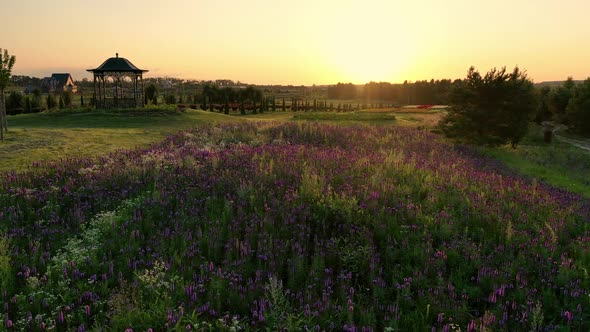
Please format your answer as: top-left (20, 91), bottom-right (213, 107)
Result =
top-left (485, 126), bottom-right (590, 197)
top-left (292, 111), bottom-right (396, 122)
top-left (1, 107), bottom-right (242, 171)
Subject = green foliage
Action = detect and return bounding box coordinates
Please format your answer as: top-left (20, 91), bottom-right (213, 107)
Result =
top-left (6, 91), bottom-right (23, 113)
top-left (58, 95), bottom-right (65, 109)
top-left (439, 66), bottom-right (536, 147)
top-left (548, 77), bottom-right (574, 122)
top-left (61, 91), bottom-right (72, 107)
top-left (0, 234), bottom-right (13, 293)
top-left (265, 277), bottom-right (306, 330)
top-left (31, 93), bottom-right (42, 110)
top-left (164, 94), bottom-right (176, 105)
top-left (46, 93), bottom-right (57, 109)
top-left (145, 83), bottom-right (158, 105)
top-left (566, 78), bottom-right (590, 135)
top-left (24, 96), bottom-right (31, 113)
top-left (535, 86), bottom-right (552, 123)
top-left (0, 49), bottom-right (16, 91)
top-left (0, 49), bottom-right (16, 139)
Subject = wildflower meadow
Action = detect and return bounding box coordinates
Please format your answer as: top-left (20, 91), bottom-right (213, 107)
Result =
top-left (1, 122), bottom-right (589, 331)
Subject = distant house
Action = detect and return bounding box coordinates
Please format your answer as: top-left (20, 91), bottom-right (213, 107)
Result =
top-left (41, 73), bottom-right (77, 93)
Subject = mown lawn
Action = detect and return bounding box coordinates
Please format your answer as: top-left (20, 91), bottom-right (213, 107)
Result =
top-left (1, 107), bottom-right (243, 171)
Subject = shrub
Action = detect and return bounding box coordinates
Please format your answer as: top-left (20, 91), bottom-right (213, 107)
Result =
top-left (145, 84), bottom-right (158, 105)
top-left (164, 94), bottom-right (176, 105)
top-left (47, 93), bottom-right (57, 109)
top-left (6, 91), bottom-right (23, 111)
top-left (61, 91), bottom-right (72, 107)
top-left (24, 96), bottom-right (31, 113)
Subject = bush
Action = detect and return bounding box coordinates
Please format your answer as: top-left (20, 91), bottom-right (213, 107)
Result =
top-left (47, 94), bottom-right (57, 109)
top-left (6, 91), bottom-right (23, 111)
top-left (61, 91), bottom-right (72, 107)
top-left (164, 94), bottom-right (176, 105)
top-left (145, 84), bottom-right (158, 105)
top-left (24, 96), bottom-right (31, 113)
top-left (31, 94), bottom-right (42, 110)
top-left (439, 66), bottom-right (536, 147)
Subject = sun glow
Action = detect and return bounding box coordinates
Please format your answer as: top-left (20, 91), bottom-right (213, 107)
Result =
top-left (325, 46), bottom-right (413, 83)
top-left (3, 0), bottom-right (590, 84)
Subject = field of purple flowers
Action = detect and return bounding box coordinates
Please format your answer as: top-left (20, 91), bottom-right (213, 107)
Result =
top-left (1, 122), bottom-right (589, 331)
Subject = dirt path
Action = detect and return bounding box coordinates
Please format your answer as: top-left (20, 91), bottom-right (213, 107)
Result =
top-left (553, 126), bottom-right (590, 153)
top-left (555, 134), bottom-right (590, 153)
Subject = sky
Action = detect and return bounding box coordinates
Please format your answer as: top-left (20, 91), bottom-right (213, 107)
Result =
top-left (2, 0), bottom-right (589, 85)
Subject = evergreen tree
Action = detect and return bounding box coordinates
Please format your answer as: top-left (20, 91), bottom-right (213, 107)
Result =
top-left (145, 84), bottom-right (158, 105)
top-left (47, 94), bottom-right (57, 109)
top-left (24, 96), bottom-right (31, 113)
top-left (439, 66), bottom-right (536, 147)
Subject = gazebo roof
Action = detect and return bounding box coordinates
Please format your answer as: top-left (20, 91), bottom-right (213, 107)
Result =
top-left (87, 53), bottom-right (148, 74)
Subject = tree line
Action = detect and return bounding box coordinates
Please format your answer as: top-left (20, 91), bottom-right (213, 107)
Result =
top-left (534, 77), bottom-right (590, 135)
top-left (327, 80), bottom-right (457, 105)
top-left (440, 66), bottom-right (590, 147)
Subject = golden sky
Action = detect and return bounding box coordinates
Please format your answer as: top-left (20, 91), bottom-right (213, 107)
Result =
top-left (2, 0), bottom-right (589, 84)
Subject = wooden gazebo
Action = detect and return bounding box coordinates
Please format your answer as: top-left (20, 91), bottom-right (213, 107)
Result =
top-left (87, 53), bottom-right (148, 108)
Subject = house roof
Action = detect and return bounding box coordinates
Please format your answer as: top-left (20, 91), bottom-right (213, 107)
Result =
top-left (51, 73), bottom-right (74, 87)
top-left (87, 53), bottom-right (148, 74)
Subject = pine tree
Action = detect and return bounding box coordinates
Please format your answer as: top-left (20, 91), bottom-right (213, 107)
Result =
top-left (439, 66), bottom-right (536, 147)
